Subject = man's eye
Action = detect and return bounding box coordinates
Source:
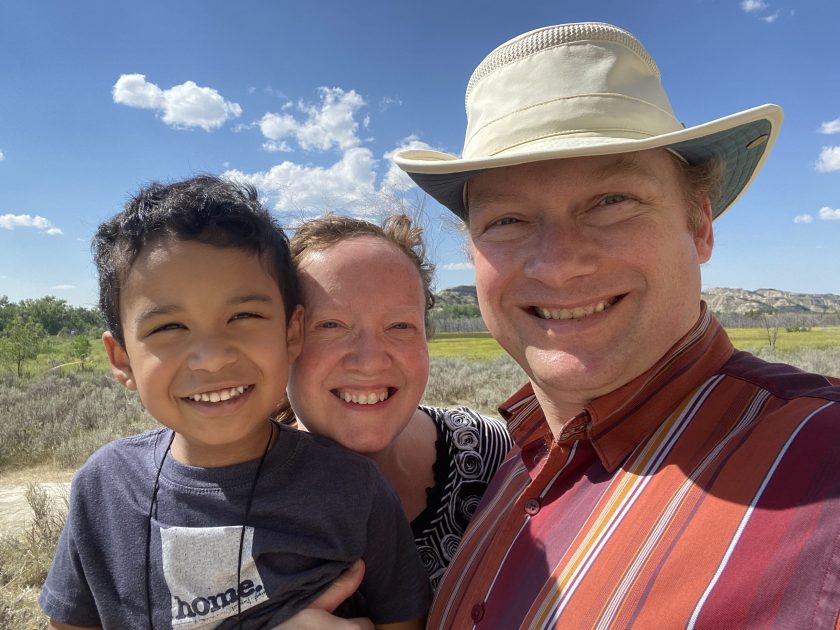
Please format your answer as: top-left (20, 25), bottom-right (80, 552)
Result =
top-left (318, 321), bottom-right (340, 329)
top-left (598, 194), bottom-right (628, 206)
top-left (391, 322), bottom-right (412, 330)
top-left (493, 216), bottom-right (520, 226)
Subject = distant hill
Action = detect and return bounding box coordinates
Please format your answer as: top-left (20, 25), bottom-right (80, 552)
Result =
top-left (434, 285), bottom-right (840, 316)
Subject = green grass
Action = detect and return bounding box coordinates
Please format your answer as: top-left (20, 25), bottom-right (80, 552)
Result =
top-left (428, 332), bottom-right (507, 360)
top-left (726, 325), bottom-right (840, 352)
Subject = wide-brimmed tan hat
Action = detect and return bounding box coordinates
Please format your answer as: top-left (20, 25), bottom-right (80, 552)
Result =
top-left (394, 22), bottom-right (782, 220)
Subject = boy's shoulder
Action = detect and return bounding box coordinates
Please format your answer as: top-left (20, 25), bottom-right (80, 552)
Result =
top-left (275, 424), bottom-right (385, 490)
top-left (72, 427), bottom-right (167, 490)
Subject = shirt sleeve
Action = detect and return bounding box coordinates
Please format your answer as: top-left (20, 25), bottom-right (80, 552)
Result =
top-left (358, 469), bottom-right (432, 624)
top-left (38, 475), bottom-right (101, 627)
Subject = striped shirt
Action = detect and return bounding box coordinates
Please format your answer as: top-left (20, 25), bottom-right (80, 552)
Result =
top-left (429, 307), bottom-right (840, 629)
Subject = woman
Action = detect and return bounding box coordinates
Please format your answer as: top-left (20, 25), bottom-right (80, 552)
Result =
top-left (282, 213), bottom-right (513, 590)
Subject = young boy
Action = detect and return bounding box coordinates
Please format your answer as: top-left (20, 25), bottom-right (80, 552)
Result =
top-left (39, 176), bottom-right (430, 629)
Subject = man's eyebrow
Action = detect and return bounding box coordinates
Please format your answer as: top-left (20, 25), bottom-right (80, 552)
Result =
top-left (466, 188), bottom-right (519, 211)
top-left (591, 153), bottom-right (663, 184)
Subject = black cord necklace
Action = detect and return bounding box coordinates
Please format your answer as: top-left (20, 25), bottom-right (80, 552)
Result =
top-left (145, 422), bottom-right (276, 629)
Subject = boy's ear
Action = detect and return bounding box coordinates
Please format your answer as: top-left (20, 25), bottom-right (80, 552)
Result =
top-left (102, 332), bottom-right (137, 391)
top-left (286, 305), bottom-right (304, 363)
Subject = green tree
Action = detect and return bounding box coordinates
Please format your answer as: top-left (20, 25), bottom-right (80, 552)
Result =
top-left (0, 316), bottom-right (47, 377)
top-left (70, 335), bottom-right (93, 370)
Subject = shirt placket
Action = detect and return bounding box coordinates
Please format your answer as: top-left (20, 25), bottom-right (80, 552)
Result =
top-left (468, 413), bottom-right (592, 626)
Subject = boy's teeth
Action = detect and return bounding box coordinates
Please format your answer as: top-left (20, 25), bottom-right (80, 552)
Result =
top-left (337, 389), bottom-right (389, 405)
top-left (189, 386), bottom-right (247, 403)
top-left (536, 298), bottom-right (614, 321)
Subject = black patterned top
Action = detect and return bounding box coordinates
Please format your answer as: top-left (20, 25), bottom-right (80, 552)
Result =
top-left (412, 406), bottom-right (513, 591)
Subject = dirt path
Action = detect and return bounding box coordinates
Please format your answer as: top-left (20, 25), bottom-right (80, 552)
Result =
top-left (0, 467), bottom-right (74, 535)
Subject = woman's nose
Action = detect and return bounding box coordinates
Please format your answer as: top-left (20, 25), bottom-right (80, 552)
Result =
top-left (343, 331), bottom-right (392, 374)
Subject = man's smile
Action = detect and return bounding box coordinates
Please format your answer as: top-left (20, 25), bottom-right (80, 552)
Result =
top-left (532, 296), bottom-right (622, 321)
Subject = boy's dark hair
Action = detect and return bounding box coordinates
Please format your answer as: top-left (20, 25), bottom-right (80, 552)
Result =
top-left (93, 175), bottom-right (300, 346)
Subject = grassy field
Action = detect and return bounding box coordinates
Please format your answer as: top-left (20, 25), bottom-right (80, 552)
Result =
top-left (429, 326), bottom-right (840, 360)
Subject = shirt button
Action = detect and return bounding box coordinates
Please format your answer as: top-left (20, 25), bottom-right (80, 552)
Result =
top-left (471, 602), bottom-right (485, 622)
top-left (524, 498), bottom-right (541, 515)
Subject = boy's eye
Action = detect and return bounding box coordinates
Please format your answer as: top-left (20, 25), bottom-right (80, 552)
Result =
top-left (231, 312), bottom-right (262, 321)
top-left (150, 322), bottom-right (184, 334)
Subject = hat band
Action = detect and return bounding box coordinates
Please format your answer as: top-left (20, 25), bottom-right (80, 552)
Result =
top-left (463, 93), bottom-right (684, 158)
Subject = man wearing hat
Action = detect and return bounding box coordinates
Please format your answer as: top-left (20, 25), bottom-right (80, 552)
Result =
top-left (390, 22), bottom-right (840, 629)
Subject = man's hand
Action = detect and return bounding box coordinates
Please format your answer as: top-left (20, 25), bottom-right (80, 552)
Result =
top-left (274, 559), bottom-right (373, 630)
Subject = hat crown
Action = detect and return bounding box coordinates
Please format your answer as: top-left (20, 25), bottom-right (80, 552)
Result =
top-left (462, 22), bottom-right (683, 159)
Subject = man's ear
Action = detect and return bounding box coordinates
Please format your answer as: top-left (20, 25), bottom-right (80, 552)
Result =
top-left (694, 195), bottom-right (715, 264)
top-left (102, 332), bottom-right (137, 391)
top-left (286, 305), bottom-right (304, 363)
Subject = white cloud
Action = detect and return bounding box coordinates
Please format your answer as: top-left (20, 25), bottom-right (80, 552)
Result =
top-left (262, 140), bottom-right (293, 153)
top-left (258, 87), bottom-right (365, 152)
top-left (225, 146), bottom-right (379, 214)
top-left (0, 213), bottom-right (63, 234)
top-left (381, 135), bottom-right (436, 193)
top-left (740, 0), bottom-right (767, 12)
top-left (819, 118), bottom-right (840, 135)
top-left (51, 284), bottom-right (76, 290)
top-left (793, 214), bottom-right (814, 224)
top-left (818, 207), bottom-right (840, 221)
top-left (441, 262), bottom-right (474, 271)
top-left (112, 74), bottom-right (242, 131)
top-left (0, 149), bottom-right (5, 161)
top-left (379, 96), bottom-right (403, 112)
top-left (760, 10), bottom-right (780, 22)
top-left (816, 146), bottom-right (840, 172)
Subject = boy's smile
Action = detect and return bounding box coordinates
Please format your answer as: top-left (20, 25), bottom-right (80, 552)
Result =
top-left (103, 239), bottom-right (302, 467)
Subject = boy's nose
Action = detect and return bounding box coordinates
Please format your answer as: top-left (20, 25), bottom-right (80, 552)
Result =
top-left (186, 336), bottom-right (238, 372)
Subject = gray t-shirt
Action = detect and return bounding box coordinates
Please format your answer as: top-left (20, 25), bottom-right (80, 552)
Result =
top-left (40, 425), bottom-right (431, 629)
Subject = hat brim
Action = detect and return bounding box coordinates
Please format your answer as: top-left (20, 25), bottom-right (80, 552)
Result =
top-left (395, 105), bottom-right (782, 221)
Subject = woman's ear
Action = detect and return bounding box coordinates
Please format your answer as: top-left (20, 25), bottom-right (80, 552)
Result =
top-left (102, 332), bottom-right (137, 391)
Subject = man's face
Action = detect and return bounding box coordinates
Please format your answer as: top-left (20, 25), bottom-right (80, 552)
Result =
top-left (466, 150), bottom-right (714, 420)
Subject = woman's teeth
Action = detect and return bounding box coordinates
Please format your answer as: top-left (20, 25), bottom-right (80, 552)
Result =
top-left (188, 386), bottom-right (247, 403)
top-left (336, 390), bottom-right (389, 405)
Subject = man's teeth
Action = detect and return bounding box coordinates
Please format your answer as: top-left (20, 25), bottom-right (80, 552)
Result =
top-left (337, 390), bottom-right (389, 405)
top-left (536, 299), bottom-right (614, 321)
top-left (188, 386), bottom-right (247, 403)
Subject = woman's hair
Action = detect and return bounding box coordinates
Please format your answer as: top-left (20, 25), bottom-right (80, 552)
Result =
top-left (290, 213), bottom-right (436, 327)
top-left (277, 213), bottom-right (436, 427)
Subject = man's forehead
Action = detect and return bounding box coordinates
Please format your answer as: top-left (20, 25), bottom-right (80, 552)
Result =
top-left (465, 150), bottom-right (671, 210)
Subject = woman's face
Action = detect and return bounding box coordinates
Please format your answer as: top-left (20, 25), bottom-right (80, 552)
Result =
top-left (287, 236), bottom-right (430, 455)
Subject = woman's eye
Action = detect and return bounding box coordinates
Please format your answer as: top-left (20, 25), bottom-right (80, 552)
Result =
top-left (598, 194), bottom-right (628, 206)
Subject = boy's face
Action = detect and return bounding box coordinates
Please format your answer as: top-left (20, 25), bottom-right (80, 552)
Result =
top-left (103, 239), bottom-right (302, 467)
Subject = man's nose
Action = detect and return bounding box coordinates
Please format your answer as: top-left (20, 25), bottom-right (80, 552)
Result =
top-left (523, 219), bottom-right (599, 284)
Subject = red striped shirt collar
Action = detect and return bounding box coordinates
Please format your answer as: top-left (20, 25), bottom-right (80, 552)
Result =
top-left (499, 303), bottom-right (735, 472)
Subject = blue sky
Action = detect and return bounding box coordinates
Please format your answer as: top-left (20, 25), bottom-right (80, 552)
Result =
top-left (1, 0), bottom-right (838, 308)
